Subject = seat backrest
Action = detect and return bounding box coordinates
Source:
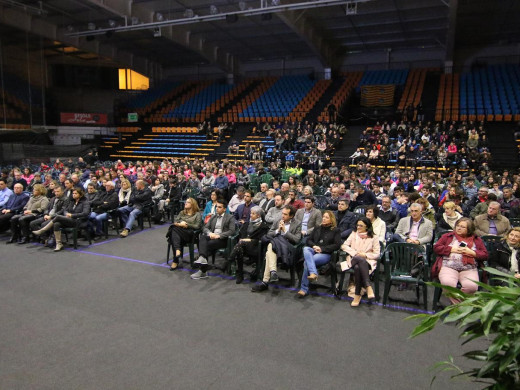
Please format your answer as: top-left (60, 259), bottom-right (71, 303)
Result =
top-left (384, 242), bottom-right (426, 277)
top-left (480, 235), bottom-right (502, 253)
top-left (353, 206), bottom-right (366, 215)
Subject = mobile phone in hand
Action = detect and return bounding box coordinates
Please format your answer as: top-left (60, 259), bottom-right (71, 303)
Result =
top-left (459, 242), bottom-right (467, 247)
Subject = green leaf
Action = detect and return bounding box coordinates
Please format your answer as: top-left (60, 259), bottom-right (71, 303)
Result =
top-left (484, 267), bottom-right (519, 279)
top-left (464, 350), bottom-right (489, 362)
top-left (499, 349), bottom-right (518, 374)
top-left (444, 305), bottom-right (475, 323)
top-left (477, 360), bottom-right (497, 377)
top-left (487, 334), bottom-right (509, 359)
top-left (409, 315), bottom-right (440, 338)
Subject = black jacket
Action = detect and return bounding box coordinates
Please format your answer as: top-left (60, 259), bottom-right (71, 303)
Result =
top-left (91, 189), bottom-right (119, 213)
top-left (489, 241), bottom-right (520, 273)
top-left (307, 226), bottom-right (342, 254)
top-left (129, 187), bottom-right (153, 210)
top-left (335, 210), bottom-right (358, 239)
top-left (60, 197), bottom-right (90, 221)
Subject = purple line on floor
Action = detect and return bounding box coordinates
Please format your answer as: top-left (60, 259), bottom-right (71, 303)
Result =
top-left (72, 247), bottom-right (433, 314)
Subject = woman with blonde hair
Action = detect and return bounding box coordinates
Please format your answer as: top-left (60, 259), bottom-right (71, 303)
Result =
top-left (168, 197), bottom-right (203, 270)
top-left (297, 210), bottom-right (342, 297)
top-left (8, 183), bottom-right (48, 244)
top-left (436, 201), bottom-right (462, 233)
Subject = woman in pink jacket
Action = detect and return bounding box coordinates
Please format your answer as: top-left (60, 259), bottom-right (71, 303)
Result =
top-left (341, 216), bottom-right (381, 307)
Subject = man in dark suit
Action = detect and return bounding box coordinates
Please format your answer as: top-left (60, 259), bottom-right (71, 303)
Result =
top-left (192, 199), bottom-right (236, 280)
top-left (0, 183), bottom-right (29, 232)
top-left (119, 180), bottom-right (152, 237)
top-left (251, 205), bottom-right (302, 292)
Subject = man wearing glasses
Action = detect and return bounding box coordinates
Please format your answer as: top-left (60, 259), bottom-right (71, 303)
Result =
top-left (192, 199), bottom-right (236, 280)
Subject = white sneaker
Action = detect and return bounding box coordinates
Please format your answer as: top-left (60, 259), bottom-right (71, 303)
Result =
top-left (190, 270), bottom-right (208, 280)
top-left (194, 256), bottom-right (208, 265)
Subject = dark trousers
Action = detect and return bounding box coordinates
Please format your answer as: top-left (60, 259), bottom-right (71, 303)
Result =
top-left (53, 215), bottom-right (79, 231)
top-left (170, 226), bottom-right (195, 263)
top-left (0, 212), bottom-right (14, 231)
top-left (198, 234), bottom-right (227, 272)
top-left (10, 214), bottom-right (38, 238)
top-left (229, 240), bottom-right (257, 275)
top-left (351, 255), bottom-right (371, 295)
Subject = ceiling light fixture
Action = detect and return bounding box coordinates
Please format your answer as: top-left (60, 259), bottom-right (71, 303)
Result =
top-left (87, 22), bottom-right (96, 30)
top-left (209, 5), bottom-right (219, 15)
top-left (155, 12), bottom-right (164, 22)
top-left (184, 9), bottom-right (194, 18)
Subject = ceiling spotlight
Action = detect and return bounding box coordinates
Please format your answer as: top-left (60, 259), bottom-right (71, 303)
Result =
top-left (131, 16), bottom-right (140, 25)
top-left (238, 1), bottom-right (246, 11)
top-left (108, 19), bottom-right (116, 28)
top-left (155, 12), bottom-right (164, 22)
top-left (87, 22), bottom-right (96, 30)
top-left (209, 5), bottom-right (219, 15)
top-left (271, 0), bottom-right (280, 6)
top-left (66, 25), bottom-right (74, 32)
top-left (184, 9), bottom-right (194, 18)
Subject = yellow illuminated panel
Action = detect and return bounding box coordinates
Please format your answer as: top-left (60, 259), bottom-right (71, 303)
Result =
top-left (118, 68), bottom-right (149, 90)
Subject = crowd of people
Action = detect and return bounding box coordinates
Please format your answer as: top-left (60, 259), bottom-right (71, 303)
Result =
top-left (1, 120), bottom-right (519, 309)
top-left (225, 120), bottom-right (346, 167)
top-left (350, 119), bottom-right (492, 169)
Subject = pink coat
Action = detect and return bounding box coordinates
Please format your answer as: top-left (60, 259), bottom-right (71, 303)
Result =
top-left (341, 232), bottom-right (381, 271)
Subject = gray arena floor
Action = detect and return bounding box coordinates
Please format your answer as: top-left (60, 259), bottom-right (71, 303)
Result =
top-left (0, 225), bottom-right (485, 389)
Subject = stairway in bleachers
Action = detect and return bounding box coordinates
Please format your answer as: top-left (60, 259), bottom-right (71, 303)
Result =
top-left (214, 124), bottom-right (253, 158)
top-left (105, 127), bottom-right (225, 160)
top-left (335, 125), bottom-right (365, 163)
top-left (305, 77), bottom-right (345, 122)
top-left (420, 71), bottom-right (440, 122)
top-left (487, 122), bottom-right (518, 169)
top-left (214, 79), bottom-right (262, 123)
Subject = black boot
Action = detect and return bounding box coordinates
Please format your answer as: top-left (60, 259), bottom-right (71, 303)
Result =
top-left (6, 234), bottom-right (18, 244)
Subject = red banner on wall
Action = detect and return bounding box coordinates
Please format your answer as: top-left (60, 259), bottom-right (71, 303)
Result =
top-left (60, 112), bottom-right (108, 125)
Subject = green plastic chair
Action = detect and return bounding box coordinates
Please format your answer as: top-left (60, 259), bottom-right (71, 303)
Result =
top-left (166, 229), bottom-right (201, 268)
top-left (382, 242), bottom-right (429, 310)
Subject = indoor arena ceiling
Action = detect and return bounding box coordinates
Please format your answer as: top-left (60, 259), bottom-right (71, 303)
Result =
top-left (0, 0), bottom-right (519, 73)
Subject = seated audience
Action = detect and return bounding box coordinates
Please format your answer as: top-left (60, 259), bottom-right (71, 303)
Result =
top-left (119, 179), bottom-right (153, 238)
top-left (340, 216), bottom-right (380, 307)
top-left (33, 188), bottom-right (90, 251)
top-left (168, 197), bottom-right (203, 270)
top-left (252, 205), bottom-right (302, 292)
top-left (191, 200), bottom-right (236, 280)
top-left (8, 184), bottom-right (48, 244)
top-left (0, 183), bottom-right (29, 232)
top-left (297, 210), bottom-right (341, 297)
top-left (488, 228), bottom-right (520, 281)
top-left (474, 201), bottom-right (511, 237)
top-left (227, 206), bottom-right (269, 284)
top-left (433, 218), bottom-right (488, 304)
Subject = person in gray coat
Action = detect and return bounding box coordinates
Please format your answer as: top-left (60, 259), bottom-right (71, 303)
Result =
top-left (294, 196), bottom-right (322, 237)
top-left (389, 202), bottom-right (434, 245)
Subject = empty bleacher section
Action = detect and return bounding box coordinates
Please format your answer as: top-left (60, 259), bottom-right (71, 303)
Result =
top-left (358, 69), bottom-right (408, 87)
top-left (289, 79), bottom-right (331, 122)
top-left (435, 73), bottom-right (460, 121)
top-left (218, 77), bottom-right (278, 123)
top-left (108, 127), bottom-right (222, 160)
top-left (397, 68), bottom-right (436, 119)
top-left (227, 135), bottom-right (275, 160)
top-left (460, 64), bottom-right (520, 122)
top-left (239, 75), bottom-right (316, 121)
top-left (0, 72), bottom-right (44, 126)
top-left (166, 83), bottom-right (234, 121)
top-left (317, 72), bottom-right (363, 122)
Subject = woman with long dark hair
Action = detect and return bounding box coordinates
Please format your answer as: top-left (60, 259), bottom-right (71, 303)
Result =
top-left (341, 216), bottom-right (381, 307)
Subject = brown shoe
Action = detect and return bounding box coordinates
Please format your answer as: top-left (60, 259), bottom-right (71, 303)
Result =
top-left (351, 295), bottom-right (362, 307)
top-left (120, 229), bottom-right (129, 238)
top-left (366, 286), bottom-right (375, 300)
top-left (307, 273), bottom-right (318, 282)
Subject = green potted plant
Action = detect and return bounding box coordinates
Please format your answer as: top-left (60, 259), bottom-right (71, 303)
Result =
top-left (406, 268), bottom-right (520, 389)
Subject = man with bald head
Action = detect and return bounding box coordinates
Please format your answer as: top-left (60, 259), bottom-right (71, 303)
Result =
top-left (0, 183), bottom-right (29, 232)
top-left (474, 201), bottom-right (511, 237)
top-left (119, 179), bottom-right (152, 237)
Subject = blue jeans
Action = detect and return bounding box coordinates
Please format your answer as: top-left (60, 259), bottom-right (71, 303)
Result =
top-left (89, 211), bottom-right (108, 235)
top-left (118, 205), bottom-right (142, 231)
top-left (300, 247), bottom-right (331, 293)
